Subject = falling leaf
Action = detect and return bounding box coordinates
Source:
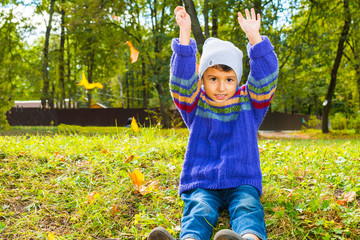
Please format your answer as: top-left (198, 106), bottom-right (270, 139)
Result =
top-left (87, 191), bottom-right (101, 204)
top-left (112, 15), bottom-right (120, 21)
top-left (342, 191), bottom-right (356, 203)
top-left (125, 155), bottom-right (134, 163)
top-left (126, 41), bottom-right (139, 63)
top-left (131, 117), bottom-right (139, 133)
top-left (48, 232), bottom-right (55, 240)
top-left (77, 72), bottom-right (104, 90)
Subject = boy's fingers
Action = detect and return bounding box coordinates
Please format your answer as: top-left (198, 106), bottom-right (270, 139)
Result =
top-left (251, 8), bottom-right (256, 20)
top-left (174, 6), bottom-right (184, 14)
top-left (237, 12), bottom-right (245, 21)
top-left (245, 9), bottom-right (251, 19)
top-left (257, 13), bottom-right (261, 22)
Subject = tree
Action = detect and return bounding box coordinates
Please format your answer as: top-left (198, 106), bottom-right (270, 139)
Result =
top-left (0, 10), bottom-right (22, 128)
top-left (321, 0), bottom-right (351, 133)
top-left (41, 0), bottom-right (55, 109)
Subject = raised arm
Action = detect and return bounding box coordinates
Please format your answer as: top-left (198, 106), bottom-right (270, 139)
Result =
top-left (238, 8), bottom-right (262, 46)
top-left (238, 9), bottom-right (278, 125)
top-left (170, 6), bottom-right (201, 127)
top-left (174, 6), bottom-right (191, 45)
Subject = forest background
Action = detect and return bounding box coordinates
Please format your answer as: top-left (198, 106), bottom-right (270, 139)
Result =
top-left (0, 0), bottom-right (359, 133)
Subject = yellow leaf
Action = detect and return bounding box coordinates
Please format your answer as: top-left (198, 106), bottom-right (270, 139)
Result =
top-left (48, 232), bottom-right (55, 240)
top-left (139, 180), bottom-right (158, 195)
top-left (127, 168), bottom-right (144, 190)
top-left (77, 72), bottom-right (103, 90)
top-left (131, 117), bottom-right (139, 133)
top-left (126, 41), bottom-right (139, 63)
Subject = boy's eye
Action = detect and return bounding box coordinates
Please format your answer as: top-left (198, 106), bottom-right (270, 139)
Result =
top-left (227, 78), bottom-right (235, 82)
top-left (210, 77), bottom-right (217, 81)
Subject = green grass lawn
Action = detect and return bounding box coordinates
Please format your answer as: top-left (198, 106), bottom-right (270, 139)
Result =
top-left (0, 126), bottom-right (359, 239)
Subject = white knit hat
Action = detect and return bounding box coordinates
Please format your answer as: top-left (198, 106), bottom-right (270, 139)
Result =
top-left (199, 37), bottom-right (243, 85)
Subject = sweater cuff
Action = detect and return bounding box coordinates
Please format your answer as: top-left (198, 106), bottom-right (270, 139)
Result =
top-left (171, 38), bottom-right (197, 57)
top-left (246, 36), bottom-right (274, 59)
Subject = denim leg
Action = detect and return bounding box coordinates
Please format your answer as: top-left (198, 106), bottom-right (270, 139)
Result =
top-left (180, 188), bottom-right (224, 240)
top-left (226, 185), bottom-right (267, 240)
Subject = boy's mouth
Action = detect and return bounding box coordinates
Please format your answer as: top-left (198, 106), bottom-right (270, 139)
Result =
top-left (214, 94), bottom-right (227, 100)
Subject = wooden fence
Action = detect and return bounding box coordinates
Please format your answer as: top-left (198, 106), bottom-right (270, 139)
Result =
top-left (6, 107), bottom-right (310, 130)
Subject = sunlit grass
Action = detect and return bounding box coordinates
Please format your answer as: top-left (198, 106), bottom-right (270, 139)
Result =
top-left (0, 127), bottom-right (359, 239)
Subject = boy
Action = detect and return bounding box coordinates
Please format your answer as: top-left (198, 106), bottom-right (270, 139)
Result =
top-left (148, 6), bottom-right (278, 240)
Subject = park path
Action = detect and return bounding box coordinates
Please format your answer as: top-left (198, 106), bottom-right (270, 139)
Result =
top-left (258, 131), bottom-right (311, 139)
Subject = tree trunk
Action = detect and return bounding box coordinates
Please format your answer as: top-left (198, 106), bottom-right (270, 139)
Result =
top-left (155, 83), bottom-right (171, 128)
top-left (41, 0), bottom-right (55, 109)
top-left (183, 0), bottom-right (205, 53)
top-left (59, 0), bottom-right (66, 108)
top-left (203, 0), bottom-right (210, 38)
top-left (117, 74), bottom-right (124, 108)
top-left (141, 56), bottom-right (148, 108)
top-left (321, 0), bottom-right (351, 133)
top-left (211, 2), bottom-right (218, 37)
top-left (66, 32), bottom-right (72, 108)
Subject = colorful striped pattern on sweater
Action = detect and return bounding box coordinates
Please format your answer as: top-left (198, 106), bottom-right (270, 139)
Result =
top-left (170, 68), bottom-right (278, 122)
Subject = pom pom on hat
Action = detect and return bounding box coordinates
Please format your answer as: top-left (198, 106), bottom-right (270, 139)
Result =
top-left (199, 37), bottom-right (243, 85)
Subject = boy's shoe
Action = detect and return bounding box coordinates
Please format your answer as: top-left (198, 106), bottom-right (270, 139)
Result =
top-left (214, 229), bottom-right (247, 240)
top-left (148, 227), bottom-right (176, 240)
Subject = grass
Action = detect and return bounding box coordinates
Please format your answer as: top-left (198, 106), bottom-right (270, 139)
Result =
top-left (0, 126), bottom-right (359, 239)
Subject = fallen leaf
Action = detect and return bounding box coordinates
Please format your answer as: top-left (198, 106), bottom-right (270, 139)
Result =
top-left (287, 189), bottom-right (294, 198)
top-left (337, 199), bottom-right (347, 206)
top-left (127, 168), bottom-right (156, 195)
top-left (284, 166), bottom-right (288, 176)
top-left (125, 155), bottom-right (135, 163)
top-left (48, 232), bottom-right (55, 240)
top-left (131, 117), bottom-right (139, 133)
top-left (102, 149), bottom-right (109, 154)
top-left (87, 191), bottom-right (100, 204)
top-left (127, 168), bottom-right (144, 190)
top-left (139, 180), bottom-right (158, 195)
top-left (342, 191), bottom-right (356, 203)
top-left (111, 204), bottom-right (120, 214)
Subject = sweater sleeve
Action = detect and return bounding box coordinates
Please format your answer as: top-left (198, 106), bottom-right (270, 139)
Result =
top-left (170, 38), bottom-right (201, 127)
top-left (245, 36), bottom-right (278, 126)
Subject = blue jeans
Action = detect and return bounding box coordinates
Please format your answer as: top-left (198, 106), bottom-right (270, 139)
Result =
top-left (180, 185), bottom-right (267, 240)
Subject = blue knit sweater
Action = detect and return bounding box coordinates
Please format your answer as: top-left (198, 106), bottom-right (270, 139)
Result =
top-left (170, 36), bottom-right (278, 195)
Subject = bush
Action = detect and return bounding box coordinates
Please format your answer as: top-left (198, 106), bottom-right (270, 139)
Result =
top-left (330, 112), bottom-right (360, 133)
top-left (349, 112), bottom-right (360, 133)
top-left (331, 113), bottom-right (348, 130)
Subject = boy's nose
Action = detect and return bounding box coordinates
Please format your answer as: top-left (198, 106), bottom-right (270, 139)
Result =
top-left (218, 81), bottom-right (225, 91)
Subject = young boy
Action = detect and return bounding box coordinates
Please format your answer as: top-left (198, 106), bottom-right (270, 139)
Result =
top-left (148, 6), bottom-right (278, 240)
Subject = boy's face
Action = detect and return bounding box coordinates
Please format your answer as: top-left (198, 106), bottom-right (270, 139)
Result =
top-left (202, 67), bottom-right (237, 103)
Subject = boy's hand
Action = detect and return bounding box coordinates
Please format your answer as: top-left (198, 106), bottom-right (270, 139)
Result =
top-left (238, 8), bottom-right (262, 46)
top-left (174, 6), bottom-right (191, 45)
